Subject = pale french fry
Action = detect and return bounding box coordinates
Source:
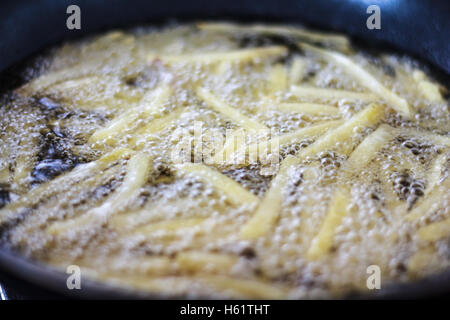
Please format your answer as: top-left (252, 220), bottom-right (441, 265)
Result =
top-left (340, 124), bottom-right (394, 175)
top-left (299, 43), bottom-right (412, 118)
top-left (268, 64), bottom-right (288, 93)
top-left (240, 155), bottom-right (298, 239)
top-left (296, 103), bottom-right (385, 162)
top-left (306, 125), bottom-right (395, 259)
top-left (0, 148), bottom-right (133, 225)
top-left (291, 85), bottom-right (378, 102)
top-left (418, 215), bottom-right (450, 242)
top-left (128, 107), bottom-right (185, 149)
top-left (47, 152), bottom-right (152, 235)
top-left (307, 188), bottom-right (350, 260)
top-left (276, 103), bottom-right (340, 116)
top-left (221, 120), bottom-right (342, 166)
top-left (149, 46), bottom-right (288, 65)
top-left (89, 85), bottom-right (172, 146)
top-left (405, 178), bottom-right (449, 222)
top-left (175, 162), bottom-right (259, 206)
top-left (197, 22), bottom-right (350, 51)
top-left (198, 275), bottom-right (287, 299)
top-left (175, 252), bottom-right (238, 274)
top-left (240, 104), bottom-right (384, 239)
top-left (289, 56), bottom-right (306, 84)
top-left (196, 87), bottom-right (267, 131)
top-left (130, 218), bottom-right (207, 236)
top-left (413, 70), bottom-right (444, 102)
top-left (407, 247), bottom-right (438, 277)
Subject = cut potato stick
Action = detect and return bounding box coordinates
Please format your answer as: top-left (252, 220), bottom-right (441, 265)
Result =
top-left (197, 22), bottom-right (350, 51)
top-left (276, 103), bottom-right (340, 116)
top-left (407, 247), bottom-right (438, 277)
top-left (295, 103), bottom-right (385, 162)
top-left (47, 153), bottom-right (151, 235)
top-left (175, 252), bottom-right (238, 274)
top-left (418, 214), bottom-right (450, 242)
top-left (240, 155), bottom-right (298, 239)
top-left (0, 148), bottom-right (133, 225)
top-left (291, 85), bottom-right (378, 102)
top-left (221, 120), bottom-right (343, 166)
top-left (240, 104), bottom-right (384, 239)
top-left (196, 87), bottom-right (267, 131)
top-left (299, 43), bottom-right (412, 118)
top-left (197, 275), bottom-right (287, 299)
top-left (0, 164), bottom-right (9, 185)
top-left (128, 107), bottom-right (185, 149)
top-left (306, 125), bottom-right (393, 259)
top-left (307, 189), bottom-right (350, 260)
top-left (289, 56), bottom-right (306, 84)
top-left (130, 217), bottom-right (207, 236)
top-left (394, 127), bottom-right (450, 147)
top-left (89, 85), bottom-right (172, 146)
top-left (149, 46), bottom-right (287, 65)
top-left (175, 163), bottom-right (259, 206)
top-left (340, 124), bottom-right (394, 175)
top-left (413, 70), bottom-right (444, 102)
top-left (104, 274), bottom-right (287, 299)
top-left (268, 64), bottom-right (288, 93)
top-left (405, 177), bottom-right (449, 222)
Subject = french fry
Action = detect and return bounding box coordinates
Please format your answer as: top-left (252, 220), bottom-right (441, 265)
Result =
top-left (128, 107), bottom-right (185, 149)
top-left (175, 252), bottom-right (238, 274)
top-left (129, 217), bottom-right (207, 236)
top-left (240, 155), bottom-right (298, 239)
top-left (289, 56), bottom-right (306, 84)
top-left (219, 120), bottom-right (342, 166)
top-left (299, 43), bottom-right (412, 118)
top-left (276, 103), bottom-right (340, 116)
top-left (291, 85), bottom-right (378, 102)
top-left (149, 46), bottom-right (287, 65)
top-left (196, 87), bottom-right (267, 131)
top-left (175, 162), bottom-right (259, 206)
top-left (47, 152), bottom-right (151, 235)
top-left (240, 104), bottom-right (384, 239)
top-left (197, 22), bottom-right (350, 52)
top-left (89, 85), bottom-right (172, 146)
top-left (306, 125), bottom-right (394, 259)
top-left (307, 188), bottom-right (350, 260)
top-left (0, 148), bottom-right (133, 225)
top-left (268, 64), bottom-right (288, 93)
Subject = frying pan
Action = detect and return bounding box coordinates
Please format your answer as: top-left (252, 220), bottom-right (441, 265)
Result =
top-left (0, 0), bottom-right (449, 299)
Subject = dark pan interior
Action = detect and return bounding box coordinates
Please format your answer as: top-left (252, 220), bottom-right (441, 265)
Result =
top-left (0, 0), bottom-right (449, 299)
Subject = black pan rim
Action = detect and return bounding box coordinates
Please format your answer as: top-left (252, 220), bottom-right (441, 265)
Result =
top-left (0, 16), bottom-right (449, 300)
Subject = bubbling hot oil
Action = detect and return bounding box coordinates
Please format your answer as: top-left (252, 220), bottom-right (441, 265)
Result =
top-left (0, 23), bottom-right (449, 298)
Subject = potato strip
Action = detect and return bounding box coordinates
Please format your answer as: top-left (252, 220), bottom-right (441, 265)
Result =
top-left (307, 189), bottom-right (350, 260)
top-left (150, 46), bottom-right (288, 65)
top-left (89, 85), bottom-right (172, 146)
top-left (291, 85), bottom-right (378, 102)
top-left (307, 125), bottom-right (394, 259)
top-left (299, 43), bottom-right (412, 118)
top-left (0, 148), bottom-right (133, 225)
top-left (218, 120), bottom-right (343, 166)
top-left (196, 87), bottom-right (267, 131)
top-left (240, 104), bottom-right (384, 239)
top-left (197, 22), bottom-right (350, 51)
top-left (47, 152), bottom-right (152, 235)
top-left (276, 103), bottom-right (340, 116)
top-left (175, 163), bottom-right (259, 206)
